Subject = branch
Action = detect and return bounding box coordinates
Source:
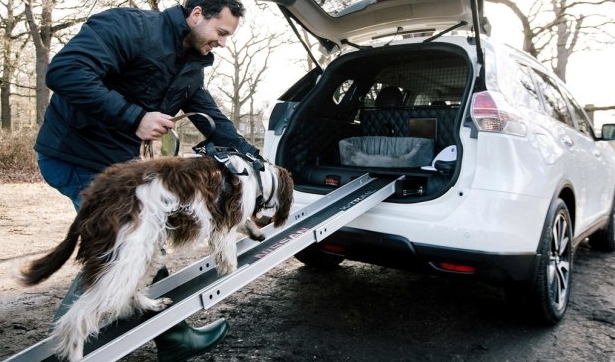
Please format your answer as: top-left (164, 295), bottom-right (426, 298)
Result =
top-left (585, 104), bottom-right (615, 112)
top-left (50, 17), bottom-right (87, 33)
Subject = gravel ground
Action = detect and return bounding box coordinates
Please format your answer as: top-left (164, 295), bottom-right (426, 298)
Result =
top-left (1, 182), bottom-right (615, 362)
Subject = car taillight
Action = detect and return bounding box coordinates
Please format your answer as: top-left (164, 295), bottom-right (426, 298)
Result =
top-left (471, 91), bottom-right (527, 136)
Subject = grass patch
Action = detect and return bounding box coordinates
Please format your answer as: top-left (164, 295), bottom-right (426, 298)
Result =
top-left (0, 128), bottom-right (42, 183)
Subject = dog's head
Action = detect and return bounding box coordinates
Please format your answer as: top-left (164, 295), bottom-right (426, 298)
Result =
top-left (226, 154), bottom-right (293, 228)
top-left (257, 163), bottom-right (294, 228)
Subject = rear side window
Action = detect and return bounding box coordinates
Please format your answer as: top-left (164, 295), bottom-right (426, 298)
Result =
top-left (560, 87), bottom-right (595, 138)
top-left (333, 80), bottom-right (354, 105)
top-left (515, 64), bottom-right (541, 110)
top-left (533, 71), bottom-right (574, 128)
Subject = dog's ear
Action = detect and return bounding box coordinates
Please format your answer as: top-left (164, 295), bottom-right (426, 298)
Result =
top-left (271, 166), bottom-right (293, 228)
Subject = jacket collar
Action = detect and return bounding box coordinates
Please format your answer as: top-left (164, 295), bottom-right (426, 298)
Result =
top-left (164, 5), bottom-right (215, 67)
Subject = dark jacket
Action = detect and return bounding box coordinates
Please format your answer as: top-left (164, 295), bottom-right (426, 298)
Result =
top-left (35, 5), bottom-right (258, 172)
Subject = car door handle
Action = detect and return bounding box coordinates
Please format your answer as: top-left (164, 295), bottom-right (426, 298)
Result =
top-left (560, 136), bottom-right (574, 147)
top-left (593, 149), bottom-right (601, 158)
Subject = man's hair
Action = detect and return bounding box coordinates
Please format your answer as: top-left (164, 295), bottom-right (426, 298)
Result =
top-left (184, 0), bottom-right (246, 19)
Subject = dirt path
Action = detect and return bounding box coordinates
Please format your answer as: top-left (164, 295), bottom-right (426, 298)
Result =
top-left (1, 183), bottom-right (615, 362)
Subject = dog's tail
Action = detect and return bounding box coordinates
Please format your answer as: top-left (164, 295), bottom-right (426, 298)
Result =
top-left (16, 213), bottom-right (83, 286)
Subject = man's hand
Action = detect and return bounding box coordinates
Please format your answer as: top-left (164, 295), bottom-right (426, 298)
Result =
top-left (136, 112), bottom-right (175, 140)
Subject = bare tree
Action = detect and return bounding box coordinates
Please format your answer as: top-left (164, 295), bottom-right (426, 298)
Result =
top-left (3, 0), bottom-right (182, 130)
top-left (208, 2), bottom-right (291, 142)
top-left (22, 0), bottom-right (96, 125)
top-left (488, 0), bottom-right (615, 82)
top-left (0, 0), bottom-right (26, 130)
top-left (23, 0), bottom-right (53, 126)
top-left (299, 28), bottom-right (329, 71)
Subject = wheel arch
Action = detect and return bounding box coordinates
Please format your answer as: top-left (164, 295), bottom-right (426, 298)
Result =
top-left (535, 180), bottom-right (575, 254)
top-left (557, 184), bottom-right (576, 236)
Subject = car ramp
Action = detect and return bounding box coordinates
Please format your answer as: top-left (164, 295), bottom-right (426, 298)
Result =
top-left (4, 173), bottom-right (401, 362)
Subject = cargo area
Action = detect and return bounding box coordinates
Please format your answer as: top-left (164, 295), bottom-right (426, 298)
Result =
top-left (271, 43), bottom-right (473, 201)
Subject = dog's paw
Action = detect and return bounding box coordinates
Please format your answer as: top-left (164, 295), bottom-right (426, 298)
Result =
top-left (216, 260), bottom-right (237, 276)
top-left (252, 231), bottom-right (266, 242)
top-left (152, 297), bottom-right (173, 312)
top-left (240, 219), bottom-right (267, 242)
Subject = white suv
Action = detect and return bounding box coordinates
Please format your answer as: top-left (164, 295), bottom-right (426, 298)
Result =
top-left (260, 0), bottom-right (615, 325)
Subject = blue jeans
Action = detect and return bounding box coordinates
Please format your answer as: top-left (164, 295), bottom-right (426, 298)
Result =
top-left (37, 153), bottom-right (97, 211)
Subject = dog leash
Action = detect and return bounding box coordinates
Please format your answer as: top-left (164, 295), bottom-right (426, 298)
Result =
top-left (142, 112), bottom-right (216, 158)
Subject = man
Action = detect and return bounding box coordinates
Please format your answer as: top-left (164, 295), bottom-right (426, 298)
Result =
top-left (34, 1), bottom-right (257, 361)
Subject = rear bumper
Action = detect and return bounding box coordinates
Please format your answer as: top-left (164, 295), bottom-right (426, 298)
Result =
top-left (316, 227), bottom-right (540, 282)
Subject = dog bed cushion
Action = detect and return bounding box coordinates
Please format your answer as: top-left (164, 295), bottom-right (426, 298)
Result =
top-left (339, 136), bottom-right (434, 168)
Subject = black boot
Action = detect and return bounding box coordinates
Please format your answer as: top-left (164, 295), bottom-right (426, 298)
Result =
top-left (154, 319), bottom-right (230, 362)
top-left (153, 266), bottom-right (230, 362)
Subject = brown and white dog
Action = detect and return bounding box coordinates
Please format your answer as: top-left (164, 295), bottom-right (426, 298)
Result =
top-left (16, 154), bottom-right (293, 361)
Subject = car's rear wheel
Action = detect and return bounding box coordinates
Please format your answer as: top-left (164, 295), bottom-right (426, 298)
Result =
top-left (506, 198), bottom-right (573, 325)
top-left (530, 198), bottom-right (573, 325)
top-left (588, 197), bottom-right (615, 251)
top-left (295, 243), bottom-right (344, 270)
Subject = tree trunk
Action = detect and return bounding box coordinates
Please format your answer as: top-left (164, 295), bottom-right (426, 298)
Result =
top-left (25, 0), bottom-right (54, 125)
top-left (551, 0), bottom-right (581, 82)
top-left (249, 96), bottom-right (255, 143)
top-left (1, 64), bottom-right (12, 130)
top-left (1, 0), bottom-right (18, 131)
top-left (1, 84), bottom-right (11, 130)
top-left (34, 47), bottom-right (50, 125)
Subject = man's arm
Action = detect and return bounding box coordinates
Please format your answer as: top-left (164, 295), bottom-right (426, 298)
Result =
top-left (184, 86), bottom-right (260, 156)
top-left (45, 9), bottom-right (146, 134)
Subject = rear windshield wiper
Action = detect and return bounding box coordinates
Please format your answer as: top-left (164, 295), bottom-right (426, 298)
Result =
top-left (423, 21), bottom-right (468, 43)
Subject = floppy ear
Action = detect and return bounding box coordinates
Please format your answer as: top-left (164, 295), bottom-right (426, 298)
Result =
top-left (271, 166), bottom-right (294, 228)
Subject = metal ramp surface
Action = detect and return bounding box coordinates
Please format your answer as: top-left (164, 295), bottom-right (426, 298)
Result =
top-left (4, 174), bottom-right (400, 362)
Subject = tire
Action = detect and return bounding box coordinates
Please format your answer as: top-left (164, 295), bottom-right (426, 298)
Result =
top-left (506, 198), bottom-right (573, 326)
top-left (588, 197), bottom-right (615, 251)
top-left (528, 198), bottom-right (574, 325)
top-left (294, 243), bottom-right (344, 270)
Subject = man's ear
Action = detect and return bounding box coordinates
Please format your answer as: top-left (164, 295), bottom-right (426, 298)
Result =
top-left (188, 6), bottom-right (202, 26)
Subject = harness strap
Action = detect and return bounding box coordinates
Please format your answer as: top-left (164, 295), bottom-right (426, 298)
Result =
top-left (203, 142), bottom-right (248, 176)
top-left (252, 164), bottom-right (276, 217)
top-left (261, 167), bottom-right (276, 207)
top-left (192, 140), bottom-right (271, 215)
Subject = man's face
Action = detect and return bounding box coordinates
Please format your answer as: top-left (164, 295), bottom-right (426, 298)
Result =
top-left (184, 6), bottom-right (239, 55)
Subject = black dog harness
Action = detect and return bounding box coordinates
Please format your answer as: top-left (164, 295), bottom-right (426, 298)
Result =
top-left (193, 140), bottom-right (275, 216)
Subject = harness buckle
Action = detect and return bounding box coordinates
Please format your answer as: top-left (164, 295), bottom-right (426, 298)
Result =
top-left (246, 153), bottom-right (265, 172)
top-left (214, 153), bottom-right (230, 164)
